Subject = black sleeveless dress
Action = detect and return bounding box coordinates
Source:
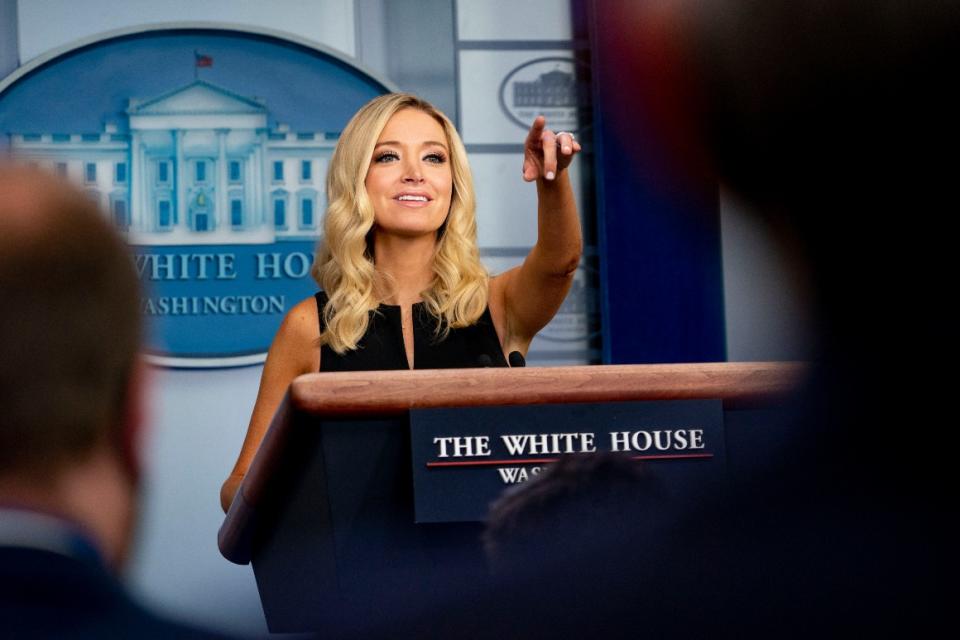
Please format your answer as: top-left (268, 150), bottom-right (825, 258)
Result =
top-left (314, 292), bottom-right (508, 371)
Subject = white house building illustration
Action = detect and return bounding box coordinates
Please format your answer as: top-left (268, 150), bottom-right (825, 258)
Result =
top-left (513, 69), bottom-right (579, 108)
top-left (8, 80), bottom-right (337, 245)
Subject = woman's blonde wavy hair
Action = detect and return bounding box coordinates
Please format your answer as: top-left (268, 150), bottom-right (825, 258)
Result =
top-left (311, 93), bottom-right (489, 354)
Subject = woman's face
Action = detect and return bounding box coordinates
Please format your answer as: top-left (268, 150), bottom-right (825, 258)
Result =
top-left (365, 108), bottom-right (453, 241)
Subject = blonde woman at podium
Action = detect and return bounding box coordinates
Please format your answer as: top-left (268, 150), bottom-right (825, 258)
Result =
top-left (221, 93), bottom-right (582, 512)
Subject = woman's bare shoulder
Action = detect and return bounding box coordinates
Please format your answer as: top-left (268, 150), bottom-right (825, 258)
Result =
top-left (269, 295), bottom-right (321, 373)
top-left (284, 295), bottom-right (321, 331)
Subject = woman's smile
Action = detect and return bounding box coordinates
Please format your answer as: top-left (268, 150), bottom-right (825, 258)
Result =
top-left (393, 191), bottom-right (433, 207)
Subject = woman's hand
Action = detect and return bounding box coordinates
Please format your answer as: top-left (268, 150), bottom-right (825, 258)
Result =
top-left (521, 116), bottom-right (582, 182)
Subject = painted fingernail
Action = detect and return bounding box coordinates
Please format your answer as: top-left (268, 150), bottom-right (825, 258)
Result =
top-left (546, 171), bottom-right (555, 180)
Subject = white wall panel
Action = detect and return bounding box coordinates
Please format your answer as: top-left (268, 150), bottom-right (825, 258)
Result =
top-left (17, 0), bottom-right (356, 62)
top-left (472, 152), bottom-right (538, 249)
top-left (456, 0), bottom-right (590, 365)
top-left (456, 0), bottom-right (572, 41)
top-left (472, 152), bottom-right (585, 252)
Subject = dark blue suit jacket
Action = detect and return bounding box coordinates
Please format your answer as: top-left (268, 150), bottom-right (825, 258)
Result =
top-left (0, 533), bottom-right (231, 639)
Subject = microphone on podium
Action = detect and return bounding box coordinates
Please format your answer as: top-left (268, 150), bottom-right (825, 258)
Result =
top-left (508, 351), bottom-right (526, 368)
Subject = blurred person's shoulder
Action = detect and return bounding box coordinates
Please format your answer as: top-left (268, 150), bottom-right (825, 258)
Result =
top-left (0, 513), bottom-right (238, 640)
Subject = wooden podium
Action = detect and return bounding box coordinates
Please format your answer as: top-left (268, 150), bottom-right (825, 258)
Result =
top-left (218, 362), bottom-right (803, 633)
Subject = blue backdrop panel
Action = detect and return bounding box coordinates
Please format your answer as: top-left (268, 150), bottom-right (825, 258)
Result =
top-left (0, 28), bottom-right (389, 367)
top-left (587, 1), bottom-right (726, 364)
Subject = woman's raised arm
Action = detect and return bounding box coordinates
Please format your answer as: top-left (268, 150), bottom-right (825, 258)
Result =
top-left (490, 116), bottom-right (583, 354)
top-left (219, 297), bottom-right (320, 512)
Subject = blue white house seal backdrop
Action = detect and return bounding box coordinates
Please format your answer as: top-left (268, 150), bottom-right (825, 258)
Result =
top-left (0, 27), bottom-right (388, 367)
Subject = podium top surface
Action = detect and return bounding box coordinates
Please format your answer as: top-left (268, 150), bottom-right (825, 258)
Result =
top-left (287, 361), bottom-right (806, 416)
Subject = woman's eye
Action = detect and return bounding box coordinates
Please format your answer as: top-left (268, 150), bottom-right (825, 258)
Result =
top-left (375, 151), bottom-right (398, 163)
top-left (424, 153), bottom-right (446, 164)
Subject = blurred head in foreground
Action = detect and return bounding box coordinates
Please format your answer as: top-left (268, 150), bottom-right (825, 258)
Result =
top-left (0, 163), bottom-right (143, 569)
top-left (484, 452), bottom-right (666, 577)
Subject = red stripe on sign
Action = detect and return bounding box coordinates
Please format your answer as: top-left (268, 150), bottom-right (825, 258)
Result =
top-left (425, 453), bottom-right (713, 468)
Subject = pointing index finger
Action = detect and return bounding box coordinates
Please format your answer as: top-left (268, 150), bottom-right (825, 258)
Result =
top-left (526, 115), bottom-right (546, 146)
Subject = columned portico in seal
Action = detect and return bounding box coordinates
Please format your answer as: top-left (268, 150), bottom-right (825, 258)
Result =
top-left (127, 80), bottom-right (271, 245)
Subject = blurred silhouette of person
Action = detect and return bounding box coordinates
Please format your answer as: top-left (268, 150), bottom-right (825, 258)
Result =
top-left (0, 165), bottom-right (232, 639)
